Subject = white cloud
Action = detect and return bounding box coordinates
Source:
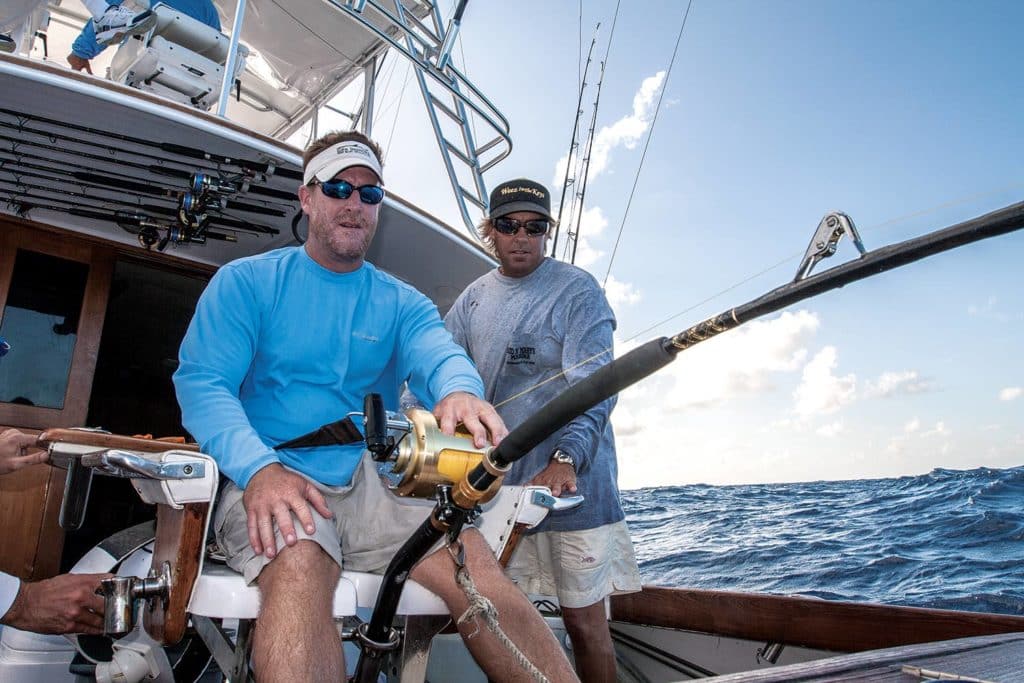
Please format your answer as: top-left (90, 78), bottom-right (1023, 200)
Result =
top-left (863, 370), bottom-right (933, 398)
top-left (816, 420), bottom-right (844, 437)
top-left (793, 346), bottom-right (856, 418)
top-left (923, 421), bottom-right (951, 438)
top-left (904, 418), bottom-right (921, 433)
top-left (567, 205), bottom-right (609, 267)
top-left (967, 296), bottom-right (1021, 323)
top-left (999, 386), bottom-right (1022, 401)
top-left (603, 274), bottom-right (641, 308)
top-left (663, 309), bottom-right (819, 411)
top-left (552, 71), bottom-right (666, 188)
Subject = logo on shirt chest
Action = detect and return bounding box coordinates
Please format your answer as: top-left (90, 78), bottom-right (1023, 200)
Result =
top-left (506, 345), bottom-right (536, 365)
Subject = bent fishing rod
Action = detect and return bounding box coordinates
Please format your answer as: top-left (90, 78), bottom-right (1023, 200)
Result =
top-left (351, 198), bottom-right (1024, 682)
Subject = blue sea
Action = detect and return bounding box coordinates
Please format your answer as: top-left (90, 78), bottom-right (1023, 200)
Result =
top-left (621, 465), bottom-right (1024, 615)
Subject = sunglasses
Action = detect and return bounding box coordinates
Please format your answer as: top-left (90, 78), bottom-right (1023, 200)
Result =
top-left (492, 216), bottom-right (551, 236)
top-left (315, 179), bottom-right (385, 205)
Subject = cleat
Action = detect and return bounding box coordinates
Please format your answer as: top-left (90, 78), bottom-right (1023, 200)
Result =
top-left (94, 5), bottom-right (157, 47)
top-left (0, 34), bottom-right (15, 54)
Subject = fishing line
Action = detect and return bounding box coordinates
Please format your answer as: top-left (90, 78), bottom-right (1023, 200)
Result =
top-left (383, 60), bottom-right (413, 161)
top-left (601, 0), bottom-right (692, 288)
top-left (492, 185), bottom-right (1024, 412)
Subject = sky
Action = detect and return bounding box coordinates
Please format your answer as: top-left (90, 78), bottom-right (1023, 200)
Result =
top-left (328, 1), bottom-right (1024, 489)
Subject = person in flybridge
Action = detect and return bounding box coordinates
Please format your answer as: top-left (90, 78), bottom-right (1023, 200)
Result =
top-left (174, 131), bottom-right (580, 681)
top-left (446, 178), bottom-right (642, 682)
top-left (65, 0), bottom-right (220, 74)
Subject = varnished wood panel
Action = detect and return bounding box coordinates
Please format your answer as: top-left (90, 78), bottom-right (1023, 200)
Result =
top-left (610, 586), bottom-right (1024, 654)
top-left (0, 425), bottom-right (47, 577)
top-left (144, 503), bottom-right (209, 645)
top-left (0, 223), bottom-right (113, 579)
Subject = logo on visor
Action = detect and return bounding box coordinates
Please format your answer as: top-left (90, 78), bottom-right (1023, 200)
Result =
top-left (337, 144), bottom-right (372, 158)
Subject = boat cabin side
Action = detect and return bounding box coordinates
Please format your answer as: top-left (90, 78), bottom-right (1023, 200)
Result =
top-left (0, 215), bottom-right (214, 581)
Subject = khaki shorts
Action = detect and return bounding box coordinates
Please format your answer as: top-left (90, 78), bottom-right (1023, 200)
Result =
top-left (214, 454), bottom-right (437, 584)
top-left (505, 520), bottom-right (642, 609)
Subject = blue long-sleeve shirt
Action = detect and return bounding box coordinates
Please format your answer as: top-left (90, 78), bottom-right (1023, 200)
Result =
top-left (173, 247), bottom-right (484, 489)
top-left (71, 0), bottom-right (221, 60)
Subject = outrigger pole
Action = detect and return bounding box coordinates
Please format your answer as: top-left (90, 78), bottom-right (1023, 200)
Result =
top-left (354, 199), bottom-right (1024, 682)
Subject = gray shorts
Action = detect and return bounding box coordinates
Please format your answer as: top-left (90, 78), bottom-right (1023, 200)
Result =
top-left (214, 454), bottom-right (436, 584)
top-left (505, 520), bottom-right (642, 609)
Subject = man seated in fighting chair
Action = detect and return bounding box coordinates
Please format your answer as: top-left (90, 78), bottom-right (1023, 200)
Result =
top-left (171, 130), bottom-right (580, 682)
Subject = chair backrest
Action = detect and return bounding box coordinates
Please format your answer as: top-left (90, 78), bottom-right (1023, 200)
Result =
top-left (108, 2), bottom-right (248, 110)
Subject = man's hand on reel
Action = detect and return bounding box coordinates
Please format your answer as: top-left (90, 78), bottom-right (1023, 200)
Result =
top-left (433, 391), bottom-right (508, 448)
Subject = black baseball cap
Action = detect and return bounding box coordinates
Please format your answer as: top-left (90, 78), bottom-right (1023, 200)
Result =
top-left (488, 178), bottom-right (553, 220)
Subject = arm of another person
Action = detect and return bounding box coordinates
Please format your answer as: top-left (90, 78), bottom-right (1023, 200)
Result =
top-left (173, 265), bottom-right (331, 559)
top-left (67, 20), bottom-right (102, 72)
top-left (400, 290), bottom-right (506, 448)
top-left (0, 570), bottom-right (111, 635)
top-left (530, 282), bottom-right (617, 496)
top-left (0, 432), bottom-right (111, 634)
top-left (0, 429), bottom-right (46, 475)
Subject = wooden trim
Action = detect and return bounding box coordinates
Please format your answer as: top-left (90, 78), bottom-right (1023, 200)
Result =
top-left (39, 429), bottom-right (198, 453)
top-left (0, 215), bottom-right (218, 278)
top-left (144, 503), bottom-right (209, 645)
top-left (0, 222), bottom-right (113, 428)
top-left (609, 586), bottom-right (1024, 653)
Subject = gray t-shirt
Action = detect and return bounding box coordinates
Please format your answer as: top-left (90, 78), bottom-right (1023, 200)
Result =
top-left (445, 258), bottom-right (625, 532)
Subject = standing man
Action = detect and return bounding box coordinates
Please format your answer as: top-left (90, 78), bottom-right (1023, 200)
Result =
top-left (0, 429), bottom-right (111, 635)
top-left (173, 133), bottom-right (578, 682)
top-left (445, 179), bottom-right (642, 682)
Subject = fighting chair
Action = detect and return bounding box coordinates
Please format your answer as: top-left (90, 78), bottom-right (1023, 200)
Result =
top-left (38, 428), bottom-right (558, 682)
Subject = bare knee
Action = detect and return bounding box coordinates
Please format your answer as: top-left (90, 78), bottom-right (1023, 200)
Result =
top-left (412, 530), bottom-right (511, 600)
top-left (259, 539), bottom-right (339, 599)
top-left (562, 602), bottom-right (610, 642)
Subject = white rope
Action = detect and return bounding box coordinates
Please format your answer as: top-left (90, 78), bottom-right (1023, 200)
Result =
top-left (455, 567), bottom-right (550, 683)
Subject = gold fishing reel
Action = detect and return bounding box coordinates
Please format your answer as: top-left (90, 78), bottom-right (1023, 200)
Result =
top-left (382, 408), bottom-right (504, 503)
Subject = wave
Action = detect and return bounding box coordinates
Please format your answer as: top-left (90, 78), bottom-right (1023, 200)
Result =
top-left (624, 464), bottom-right (1024, 615)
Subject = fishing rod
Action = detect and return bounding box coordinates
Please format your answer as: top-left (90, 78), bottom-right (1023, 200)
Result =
top-left (0, 107), bottom-right (302, 181)
top-left (0, 148), bottom-right (294, 213)
top-left (1, 192), bottom-right (239, 248)
top-left (0, 154), bottom-right (286, 218)
top-left (0, 176), bottom-right (278, 236)
top-left (551, 25), bottom-right (600, 257)
top-left (568, 59), bottom-right (606, 265)
top-left (351, 198), bottom-right (1024, 682)
top-left (0, 133), bottom-right (299, 207)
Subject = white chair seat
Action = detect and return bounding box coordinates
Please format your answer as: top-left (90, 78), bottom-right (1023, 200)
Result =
top-left (344, 571), bottom-right (448, 615)
top-left (189, 562), bottom-right (359, 619)
top-left (187, 486), bottom-right (552, 620)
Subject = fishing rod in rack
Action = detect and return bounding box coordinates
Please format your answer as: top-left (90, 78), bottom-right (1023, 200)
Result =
top-left (0, 107), bottom-right (302, 181)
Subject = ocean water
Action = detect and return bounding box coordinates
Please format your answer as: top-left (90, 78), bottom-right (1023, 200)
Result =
top-left (621, 465), bottom-right (1024, 615)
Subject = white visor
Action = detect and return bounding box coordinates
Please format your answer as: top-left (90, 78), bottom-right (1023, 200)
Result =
top-left (303, 141), bottom-right (384, 186)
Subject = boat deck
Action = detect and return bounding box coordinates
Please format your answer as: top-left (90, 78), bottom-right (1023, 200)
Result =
top-left (710, 632), bottom-right (1024, 682)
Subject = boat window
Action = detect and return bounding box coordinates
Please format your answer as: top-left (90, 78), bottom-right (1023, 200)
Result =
top-left (0, 250), bottom-right (90, 409)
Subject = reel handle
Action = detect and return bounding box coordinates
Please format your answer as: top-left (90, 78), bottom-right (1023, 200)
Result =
top-left (363, 393), bottom-right (394, 460)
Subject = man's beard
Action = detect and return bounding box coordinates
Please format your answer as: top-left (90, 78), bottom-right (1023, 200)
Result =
top-left (312, 218), bottom-right (375, 263)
